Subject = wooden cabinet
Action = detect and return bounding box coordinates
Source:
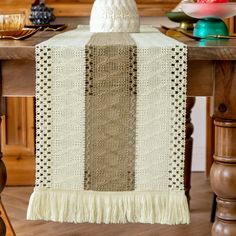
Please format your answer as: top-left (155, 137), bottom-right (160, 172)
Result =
top-left (1, 98), bottom-right (35, 185)
top-left (0, 0), bottom-right (180, 17)
top-left (47, 0), bottom-right (180, 16)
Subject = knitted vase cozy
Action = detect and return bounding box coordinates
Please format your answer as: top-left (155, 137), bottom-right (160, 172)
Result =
top-left (90, 0), bottom-right (140, 32)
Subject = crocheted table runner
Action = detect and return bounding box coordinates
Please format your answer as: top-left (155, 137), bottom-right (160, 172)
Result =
top-left (27, 26), bottom-right (189, 224)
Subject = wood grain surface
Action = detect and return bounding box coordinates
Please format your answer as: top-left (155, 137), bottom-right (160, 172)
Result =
top-left (0, 0), bottom-right (180, 17)
top-left (2, 30), bottom-right (236, 61)
top-left (0, 28), bottom-right (228, 97)
top-left (214, 61), bottom-right (236, 119)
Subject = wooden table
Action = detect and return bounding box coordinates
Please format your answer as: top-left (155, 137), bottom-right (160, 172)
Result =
top-left (0, 30), bottom-right (236, 236)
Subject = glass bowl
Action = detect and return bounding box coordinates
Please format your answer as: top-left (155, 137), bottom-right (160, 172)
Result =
top-left (182, 3), bottom-right (236, 19)
top-left (194, 18), bottom-right (229, 38)
top-left (0, 12), bottom-right (25, 31)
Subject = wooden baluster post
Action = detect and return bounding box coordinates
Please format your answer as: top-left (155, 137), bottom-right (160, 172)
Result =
top-left (185, 97), bottom-right (195, 205)
top-left (0, 66), bottom-right (7, 235)
top-left (211, 61), bottom-right (236, 236)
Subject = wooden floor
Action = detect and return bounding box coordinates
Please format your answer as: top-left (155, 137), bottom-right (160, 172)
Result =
top-left (2, 173), bottom-right (213, 236)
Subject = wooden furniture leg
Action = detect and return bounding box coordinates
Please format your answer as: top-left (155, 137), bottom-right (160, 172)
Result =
top-left (0, 64), bottom-right (6, 235)
top-left (211, 61), bottom-right (236, 236)
top-left (185, 97), bottom-right (195, 205)
top-left (0, 67), bottom-right (15, 236)
top-left (211, 194), bottom-right (217, 223)
top-left (0, 201), bottom-right (15, 236)
top-left (206, 97), bottom-right (215, 178)
top-left (0, 118), bottom-right (7, 236)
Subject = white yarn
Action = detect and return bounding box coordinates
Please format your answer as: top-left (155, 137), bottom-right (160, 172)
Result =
top-left (90, 0), bottom-right (140, 32)
top-left (27, 189), bottom-right (189, 224)
top-left (130, 27), bottom-right (187, 191)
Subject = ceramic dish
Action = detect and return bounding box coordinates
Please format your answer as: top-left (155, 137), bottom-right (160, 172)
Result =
top-left (166, 11), bottom-right (198, 30)
top-left (166, 11), bottom-right (198, 23)
top-left (25, 24), bottom-right (67, 31)
top-left (0, 27), bottom-right (40, 40)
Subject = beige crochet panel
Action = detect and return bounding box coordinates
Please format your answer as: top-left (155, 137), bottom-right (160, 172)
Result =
top-left (85, 33), bottom-right (137, 191)
top-left (28, 26), bottom-right (189, 225)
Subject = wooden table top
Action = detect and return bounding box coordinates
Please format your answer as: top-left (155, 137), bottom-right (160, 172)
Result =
top-left (1, 29), bottom-right (236, 61)
top-left (1, 27), bottom-right (236, 97)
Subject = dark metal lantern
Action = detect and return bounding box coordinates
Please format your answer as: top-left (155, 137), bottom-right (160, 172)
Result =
top-left (29, 0), bottom-right (55, 25)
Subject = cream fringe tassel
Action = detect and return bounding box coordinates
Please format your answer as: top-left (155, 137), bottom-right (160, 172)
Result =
top-left (27, 189), bottom-right (190, 224)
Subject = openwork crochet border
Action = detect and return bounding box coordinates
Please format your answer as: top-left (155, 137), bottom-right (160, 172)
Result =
top-left (168, 45), bottom-right (187, 190)
top-left (35, 45), bottom-right (53, 188)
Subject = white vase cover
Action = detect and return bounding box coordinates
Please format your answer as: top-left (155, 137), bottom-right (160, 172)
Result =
top-left (90, 0), bottom-right (140, 32)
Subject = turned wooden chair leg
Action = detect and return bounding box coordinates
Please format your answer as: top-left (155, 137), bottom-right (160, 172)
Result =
top-left (206, 97), bottom-right (215, 178)
top-left (0, 201), bottom-right (15, 236)
top-left (185, 97), bottom-right (196, 205)
top-left (206, 97), bottom-right (217, 222)
top-left (0, 116), bottom-right (7, 236)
